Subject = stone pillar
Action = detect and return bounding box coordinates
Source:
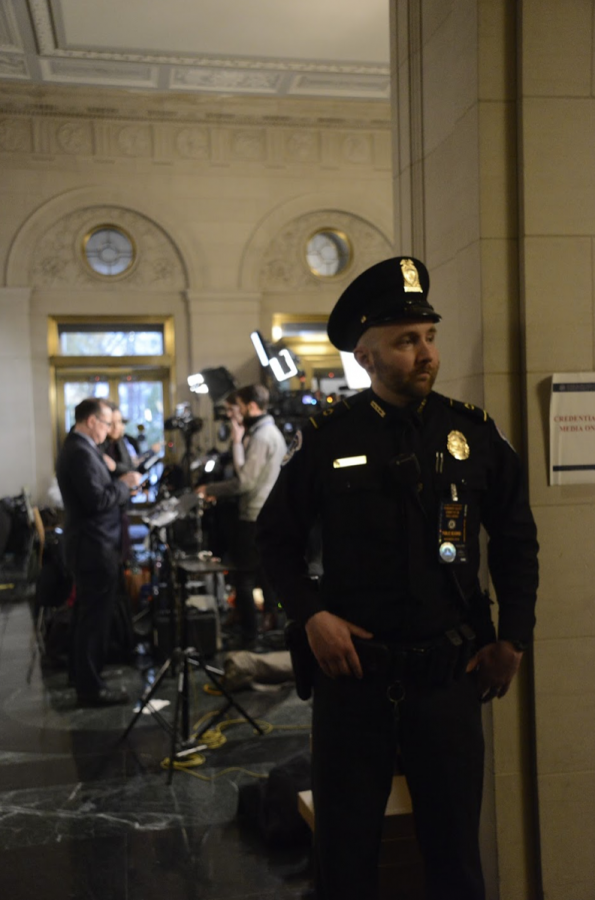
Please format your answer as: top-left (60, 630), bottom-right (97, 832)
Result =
top-left (389, 3), bottom-right (538, 898)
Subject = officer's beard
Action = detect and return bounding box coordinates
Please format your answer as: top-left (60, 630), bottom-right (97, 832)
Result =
top-left (370, 350), bottom-right (439, 405)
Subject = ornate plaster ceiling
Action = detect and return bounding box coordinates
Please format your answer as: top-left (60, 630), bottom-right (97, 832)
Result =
top-left (0, 0), bottom-right (390, 100)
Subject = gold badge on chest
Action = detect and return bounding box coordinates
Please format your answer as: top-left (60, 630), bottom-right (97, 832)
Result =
top-left (447, 430), bottom-right (470, 460)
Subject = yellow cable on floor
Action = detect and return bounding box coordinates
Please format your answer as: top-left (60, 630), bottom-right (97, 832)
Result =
top-left (159, 707), bottom-right (309, 779)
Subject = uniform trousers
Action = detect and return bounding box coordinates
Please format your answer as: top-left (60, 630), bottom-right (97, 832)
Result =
top-left (311, 666), bottom-right (485, 900)
top-left (70, 542), bottom-right (121, 696)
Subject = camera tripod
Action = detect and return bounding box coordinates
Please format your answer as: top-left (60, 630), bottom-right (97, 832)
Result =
top-left (120, 551), bottom-right (264, 784)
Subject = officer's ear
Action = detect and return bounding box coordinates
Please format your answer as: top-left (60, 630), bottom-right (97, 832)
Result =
top-left (354, 344), bottom-right (373, 375)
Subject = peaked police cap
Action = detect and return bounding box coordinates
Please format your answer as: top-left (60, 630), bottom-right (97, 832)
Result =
top-left (327, 256), bottom-right (441, 352)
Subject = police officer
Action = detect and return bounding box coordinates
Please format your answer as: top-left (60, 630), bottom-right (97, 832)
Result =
top-left (256, 257), bottom-right (539, 900)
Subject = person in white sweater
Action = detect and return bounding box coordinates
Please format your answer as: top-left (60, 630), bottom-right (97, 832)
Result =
top-left (197, 384), bottom-right (286, 646)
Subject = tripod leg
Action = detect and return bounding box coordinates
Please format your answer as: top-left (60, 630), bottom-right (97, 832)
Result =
top-left (190, 656), bottom-right (265, 736)
top-left (167, 654), bottom-right (187, 784)
top-left (118, 656), bottom-right (172, 743)
top-left (181, 650), bottom-right (191, 743)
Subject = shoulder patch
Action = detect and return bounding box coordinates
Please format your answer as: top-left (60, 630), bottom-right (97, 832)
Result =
top-left (495, 422), bottom-right (516, 452)
top-left (439, 394), bottom-right (488, 423)
top-left (308, 398), bottom-right (353, 431)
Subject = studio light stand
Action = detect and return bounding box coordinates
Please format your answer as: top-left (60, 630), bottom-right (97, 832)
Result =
top-left (120, 500), bottom-right (264, 783)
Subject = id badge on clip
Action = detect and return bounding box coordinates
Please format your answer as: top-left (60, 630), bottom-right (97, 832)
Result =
top-left (438, 498), bottom-right (468, 564)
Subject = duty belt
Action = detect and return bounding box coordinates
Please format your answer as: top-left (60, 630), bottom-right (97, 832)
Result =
top-left (353, 623), bottom-right (477, 687)
top-left (285, 621), bottom-right (477, 701)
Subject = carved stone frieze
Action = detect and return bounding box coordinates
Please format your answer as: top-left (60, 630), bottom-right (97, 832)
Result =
top-left (0, 100), bottom-right (390, 168)
top-left (286, 131), bottom-right (319, 162)
top-left (341, 134), bottom-right (372, 164)
top-left (231, 129), bottom-right (265, 160)
top-left (175, 127), bottom-right (209, 159)
top-left (117, 125), bottom-right (152, 156)
top-left (259, 211), bottom-right (392, 291)
top-left (30, 206), bottom-right (186, 289)
top-left (0, 117), bottom-right (31, 151)
top-left (57, 121), bottom-right (93, 154)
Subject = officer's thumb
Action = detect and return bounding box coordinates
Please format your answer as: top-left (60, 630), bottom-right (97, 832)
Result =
top-left (466, 652), bottom-right (480, 673)
top-left (346, 621), bottom-right (374, 640)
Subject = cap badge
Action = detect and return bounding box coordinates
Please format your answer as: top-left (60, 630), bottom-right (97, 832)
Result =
top-left (400, 258), bottom-right (423, 293)
top-left (447, 430), bottom-right (470, 460)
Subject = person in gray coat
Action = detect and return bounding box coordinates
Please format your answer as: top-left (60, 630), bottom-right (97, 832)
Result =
top-left (197, 384), bottom-right (286, 646)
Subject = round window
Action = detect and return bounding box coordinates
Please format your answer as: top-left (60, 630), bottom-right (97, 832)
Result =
top-left (306, 230), bottom-right (352, 278)
top-left (83, 226), bottom-right (135, 277)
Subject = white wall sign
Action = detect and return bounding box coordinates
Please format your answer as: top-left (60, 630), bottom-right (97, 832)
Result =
top-left (550, 373), bottom-right (595, 485)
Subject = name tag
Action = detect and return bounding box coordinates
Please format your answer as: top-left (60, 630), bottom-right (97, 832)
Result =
top-left (333, 455), bottom-right (367, 469)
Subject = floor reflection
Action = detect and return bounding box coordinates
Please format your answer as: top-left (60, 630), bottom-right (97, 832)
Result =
top-left (0, 598), bottom-right (312, 899)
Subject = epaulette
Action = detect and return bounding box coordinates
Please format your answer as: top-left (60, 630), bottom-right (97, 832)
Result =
top-left (437, 393), bottom-right (489, 423)
top-left (308, 397), bottom-right (355, 430)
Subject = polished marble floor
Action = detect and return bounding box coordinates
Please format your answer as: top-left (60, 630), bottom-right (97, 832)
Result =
top-left (0, 596), bottom-right (313, 899)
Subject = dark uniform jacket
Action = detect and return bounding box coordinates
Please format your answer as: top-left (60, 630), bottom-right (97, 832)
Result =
top-left (56, 431), bottom-right (130, 570)
top-left (257, 389), bottom-right (538, 646)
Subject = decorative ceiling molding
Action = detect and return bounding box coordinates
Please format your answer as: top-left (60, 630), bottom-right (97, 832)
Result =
top-left (0, 56), bottom-right (28, 79)
top-left (0, 2), bottom-right (22, 51)
top-left (0, 0), bottom-right (391, 100)
top-left (171, 67), bottom-right (283, 94)
top-left (39, 58), bottom-right (159, 88)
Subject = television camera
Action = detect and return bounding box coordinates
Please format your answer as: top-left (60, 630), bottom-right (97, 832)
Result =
top-left (164, 403), bottom-right (203, 437)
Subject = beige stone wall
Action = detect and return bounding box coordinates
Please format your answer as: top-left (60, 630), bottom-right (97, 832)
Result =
top-left (0, 86), bottom-right (393, 501)
top-left (520, 1), bottom-right (595, 898)
top-left (394, 0), bottom-right (595, 897)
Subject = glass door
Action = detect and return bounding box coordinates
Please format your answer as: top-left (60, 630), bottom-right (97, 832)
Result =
top-left (55, 368), bottom-right (169, 504)
top-left (61, 378), bottom-right (111, 434)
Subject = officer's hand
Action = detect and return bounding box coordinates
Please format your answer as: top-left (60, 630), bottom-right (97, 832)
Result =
top-left (103, 454), bottom-right (116, 472)
top-left (466, 640), bottom-right (523, 702)
top-left (119, 470), bottom-right (142, 490)
top-left (305, 611), bottom-right (373, 680)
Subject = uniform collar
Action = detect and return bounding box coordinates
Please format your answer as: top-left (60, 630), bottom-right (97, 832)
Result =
top-left (367, 389), bottom-right (429, 427)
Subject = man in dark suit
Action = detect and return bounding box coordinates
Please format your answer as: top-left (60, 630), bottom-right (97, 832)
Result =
top-left (57, 397), bottom-right (141, 706)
